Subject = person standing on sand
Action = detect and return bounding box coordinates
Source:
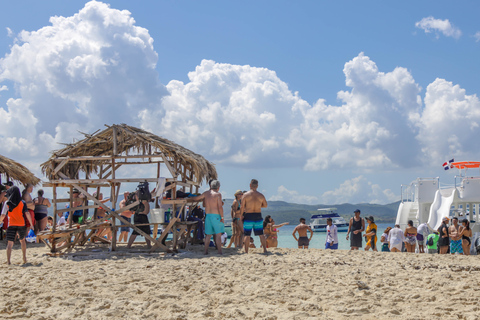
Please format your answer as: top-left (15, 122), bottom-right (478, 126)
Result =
top-left (388, 224), bottom-right (405, 252)
top-left (229, 190), bottom-right (244, 248)
top-left (363, 216), bottom-right (377, 252)
top-left (449, 217), bottom-right (463, 255)
top-left (438, 217), bottom-right (450, 254)
top-left (22, 184), bottom-right (36, 235)
top-left (240, 179), bottom-right (268, 254)
top-left (118, 191), bottom-right (134, 243)
top-left (292, 218), bottom-right (313, 249)
top-left (127, 193), bottom-right (152, 249)
top-left (426, 231), bottom-right (439, 254)
top-left (404, 220), bottom-right (417, 253)
top-left (380, 227), bottom-right (392, 252)
top-left (346, 209), bottom-right (364, 250)
top-left (0, 186), bottom-right (33, 265)
top-left (189, 180), bottom-right (224, 255)
top-left (325, 218), bottom-right (338, 250)
top-left (263, 216), bottom-right (289, 248)
top-left (458, 219), bottom-right (472, 255)
top-left (416, 222), bottom-right (430, 253)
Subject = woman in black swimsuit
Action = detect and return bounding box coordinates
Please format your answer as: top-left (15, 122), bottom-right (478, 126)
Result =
top-left (458, 218), bottom-right (473, 255)
top-left (33, 189), bottom-right (51, 236)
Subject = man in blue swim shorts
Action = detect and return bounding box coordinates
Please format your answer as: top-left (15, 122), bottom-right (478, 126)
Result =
top-left (189, 180), bottom-right (225, 255)
top-left (449, 217), bottom-right (463, 254)
top-left (240, 179), bottom-right (268, 253)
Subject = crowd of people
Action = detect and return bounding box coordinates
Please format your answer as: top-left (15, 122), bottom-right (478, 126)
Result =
top-left (1, 177), bottom-right (477, 264)
top-left (345, 210), bottom-right (474, 255)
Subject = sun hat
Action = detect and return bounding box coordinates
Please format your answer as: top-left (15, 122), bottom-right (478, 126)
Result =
top-left (366, 216), bottom-right (375, 223)
top-left (234, 190), bottom-right (243, 196)
top-left (442, 217), bottom-right (450, 222)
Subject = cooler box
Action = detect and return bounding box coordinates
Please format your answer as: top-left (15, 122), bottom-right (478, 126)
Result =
top-left (150, 208), bottom-right (165, 224)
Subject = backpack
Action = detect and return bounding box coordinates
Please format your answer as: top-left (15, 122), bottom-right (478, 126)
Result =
top-left (137, 181), bottom-right (150, 201)
top-left (426, 235), bottom-right (434, 246)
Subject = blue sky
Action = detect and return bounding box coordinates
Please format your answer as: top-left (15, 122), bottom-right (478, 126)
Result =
top-left (1, 1), bottom-right (480, 205)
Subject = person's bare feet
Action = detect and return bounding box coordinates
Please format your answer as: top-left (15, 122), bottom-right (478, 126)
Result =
top-left (204, 251), bottom-right (209, 255)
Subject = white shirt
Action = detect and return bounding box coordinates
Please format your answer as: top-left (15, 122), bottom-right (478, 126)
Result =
top-left (388, 227), bottom-right (405, 250)
top-left (57, 216), bottom-right (66, 226)
top-left (326, 224), bottom-right (338, 244)
top-left (417, 223), bottom-right (430, 237)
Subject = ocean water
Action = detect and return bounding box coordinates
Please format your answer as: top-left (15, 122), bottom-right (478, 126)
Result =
top-left (264, 223), bottom-right (393, 250)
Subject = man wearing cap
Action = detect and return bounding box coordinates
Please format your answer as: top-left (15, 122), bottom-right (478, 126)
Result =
top-left (438, 217), bottom-right (450, 254)
top-left (325, 218), bottom-right (338, 250)
top-left (230, 190), bottom-right (243, 248)
top-left (0, 184), bottom-right (6, 204)
top-left (346, 209), bottom-right (365, 250)
top-left (3, 181), bottom-right (14, 190)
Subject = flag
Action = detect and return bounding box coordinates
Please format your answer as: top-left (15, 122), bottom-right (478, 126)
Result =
top-left (443, 158), bottom-right (454, 170)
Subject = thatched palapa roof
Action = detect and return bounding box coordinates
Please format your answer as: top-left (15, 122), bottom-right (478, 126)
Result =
top-left (41, 124), bottom-right (217, 184)
top-left (0, 154), bottom-right (41, 186)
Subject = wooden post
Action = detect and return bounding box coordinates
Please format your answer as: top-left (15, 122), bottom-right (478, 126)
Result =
top-left (51, 184), bottom-right (57, 253)
top-left (68, 186), bottom-right (73, 228)
top-left (111, 127), bottom-right (118, 251)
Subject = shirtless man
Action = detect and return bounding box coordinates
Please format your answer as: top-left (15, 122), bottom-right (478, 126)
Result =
top-left (189, 180), bottom-right (224, 255)
top-left (230, 190), bottom-right (243, 248)
top-left (292, 218), bottom-right (313, 249)
top-left (449, 217), bottom-right (463, 255)
top-left (240, 179), bottom-right (268, 254)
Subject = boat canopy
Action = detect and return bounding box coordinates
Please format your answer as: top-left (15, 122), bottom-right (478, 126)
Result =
top-left (311, 213), bottom-right (339, 219)
top-left (451, 161), bottom-right (480, 169)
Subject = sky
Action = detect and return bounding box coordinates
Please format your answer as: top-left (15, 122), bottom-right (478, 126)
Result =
top-left (1, 1), bottom-right (480, 205)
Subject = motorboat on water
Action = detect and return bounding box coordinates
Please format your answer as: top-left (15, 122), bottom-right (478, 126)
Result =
top-left (310, 208), bottom-right (349, 232)
top-left (396, 161), bottom-right (480, 254)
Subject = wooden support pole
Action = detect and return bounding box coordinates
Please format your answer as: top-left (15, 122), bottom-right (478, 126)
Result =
top-left (68, 186), bottom-right (73, 228)
top-left (52, 184), bottom-right (57, 253)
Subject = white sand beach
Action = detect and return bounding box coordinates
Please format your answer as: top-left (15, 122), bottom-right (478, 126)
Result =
top-left (1, 242), bottom-right (480, 320)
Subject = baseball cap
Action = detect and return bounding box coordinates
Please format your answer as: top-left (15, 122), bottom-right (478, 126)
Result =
top-left (3, 181), bottom-right (13, 187)
top-left (354, 209), bottom-right (361, 213)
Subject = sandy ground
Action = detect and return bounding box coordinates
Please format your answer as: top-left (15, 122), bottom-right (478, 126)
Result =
top-left (1, 241), bottom-right (480, 320)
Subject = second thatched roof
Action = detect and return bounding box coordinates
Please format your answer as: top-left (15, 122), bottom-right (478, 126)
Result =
top-left (41, 124), bottom-right (217, 184)
top-left (0, 154), bottom-right (41, 186)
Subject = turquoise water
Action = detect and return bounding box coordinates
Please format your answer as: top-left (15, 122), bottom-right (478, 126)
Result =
top-left (266, 223), bottom-right (392, 250)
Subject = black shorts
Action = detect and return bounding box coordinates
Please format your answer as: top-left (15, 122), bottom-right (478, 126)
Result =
top-left (132, 214), bottom-right (151, 236)
top-left (6, 226), bottom-right (27, 242)
top-left (298, 237), bottom-right (310, 247)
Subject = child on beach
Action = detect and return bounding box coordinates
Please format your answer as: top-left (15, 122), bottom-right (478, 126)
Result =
top-left (292, 218), bottom-right (313, 249)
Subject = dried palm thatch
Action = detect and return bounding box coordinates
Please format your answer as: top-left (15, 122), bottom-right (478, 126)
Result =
top-left (41, 124), bottom-right (217, 184)
top-left (0, 154), bottom-right (41, 186)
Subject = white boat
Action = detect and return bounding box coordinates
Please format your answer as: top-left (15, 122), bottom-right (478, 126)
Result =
top-left (396, 161), bottom-right (480, 253)
top-left (309, 208), bottom-right (349, 232)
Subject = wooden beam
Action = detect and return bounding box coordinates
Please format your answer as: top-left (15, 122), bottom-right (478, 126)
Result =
top-left (52, 158), bottom-right (69, 176)
top-left (55, 205), bottom-right (99, 214)
top-left (51, 154), bottom-right (165, 161)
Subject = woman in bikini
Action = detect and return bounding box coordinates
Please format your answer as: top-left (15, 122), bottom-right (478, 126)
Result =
top-left (404, 220), bottom-right (417, 253)
top-left (458, 218), bottom-right (473, 255)
top-left (227, 190), bottom-right (243, 248)
top-left (263, 215), bottom-right (289, 248)
top-left (33, 189), bottom-right (51, 239)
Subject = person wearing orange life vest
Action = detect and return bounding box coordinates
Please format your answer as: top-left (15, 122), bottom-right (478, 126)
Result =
top-left (0, 186), bottom-right (33, 265)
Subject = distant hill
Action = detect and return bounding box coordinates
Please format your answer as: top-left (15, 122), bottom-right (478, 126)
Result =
top-left (223, 200), bottom-right (400, 225)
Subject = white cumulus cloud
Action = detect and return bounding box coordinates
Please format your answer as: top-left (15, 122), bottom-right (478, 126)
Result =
top-left (475, 31), bottom-right (480, 42)
top-left (0, 1), bottom-right (166, 162)
top-left (141, 59), bottom-right (309, 168)
top-left (321, 176), bottom-right (399, 204)
top-left (413, 78), bottom-right (480, 164)
top-left (289, 53), bottom-right (422, 170)
top-left (269, 185), bottom-right (319, 205)
top-left (415, 16), bottom-right (462, 39)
